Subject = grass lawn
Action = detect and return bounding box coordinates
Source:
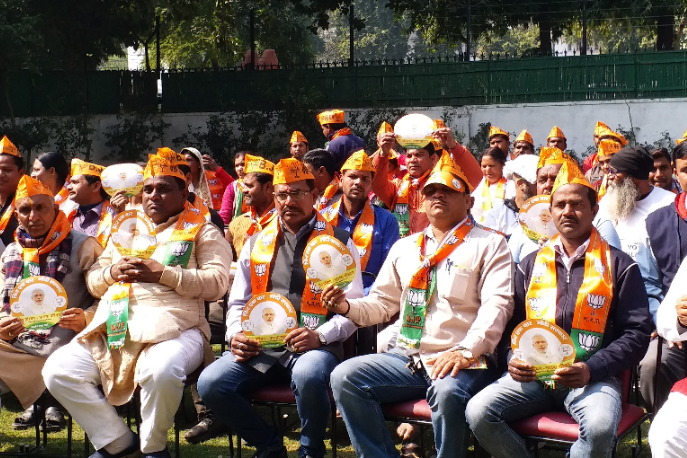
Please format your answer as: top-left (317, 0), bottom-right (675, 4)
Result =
top-left (0, 388), bottom-right (652, 458)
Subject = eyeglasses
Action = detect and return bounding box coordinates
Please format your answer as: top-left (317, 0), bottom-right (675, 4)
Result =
top-left (275, 190), bottom-right (309, 202)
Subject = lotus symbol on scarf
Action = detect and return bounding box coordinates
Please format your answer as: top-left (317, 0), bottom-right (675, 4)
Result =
top-left (183, 222), bottom-right (197, 230)
top-left (593, 258), bottom-right (605, 275)
top-left (254, 263), bottom-right (267, 277)
top-left (527, 297), bottom-right (545, 315)
top-left (170, 242), bottom-right (189, 257)
top-left (578, 333), bottom-right (599, 353)
top-left (261, 234), bottom-right (275, 247)
top-left (587, 294), bottom-right (606, 314)
top-left (446, 235), bottom-right (459, 245)
top-left (309, 282), bottom-right (322, 294)
top-left (357, 247), bottom-right (367, 257)
top-left (360, 223), bottom-right (373, 234)
top-left (395, 205), bottom-right (408, 216)
top-left (29, 264), bottom-right (40, 277)
top-left (315, 220), bottom-right (326, 232)
top-left (407, 289), bottom-right (425, 309)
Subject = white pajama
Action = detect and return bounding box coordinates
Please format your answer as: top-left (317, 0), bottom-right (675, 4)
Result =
top-left (649, 391), bottom-right (687, 458)
top-left (42, 329), bottom-right (204, 453)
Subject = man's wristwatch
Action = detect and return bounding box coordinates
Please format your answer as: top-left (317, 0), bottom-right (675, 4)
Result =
top-left (457, 348), bottom-right (474, 363)
top-left (317, 332), bottom-right (327, 346)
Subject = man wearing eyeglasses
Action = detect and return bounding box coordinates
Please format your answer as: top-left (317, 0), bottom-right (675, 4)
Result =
top-left (198, 158), bottom-right (363, 458)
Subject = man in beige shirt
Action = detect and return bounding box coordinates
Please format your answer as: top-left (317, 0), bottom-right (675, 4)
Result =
top-left (321, 154), bottom-right (514, 458)
top-left (43, 153), bottom-right (231, 458)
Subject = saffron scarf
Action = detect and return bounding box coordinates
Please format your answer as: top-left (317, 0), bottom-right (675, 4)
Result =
top-left (525, 228), bottom-right (613, 360)
top-left (317, 177), bottom-right (340, 212)
top-left (481, 177), bottom-right (507, 211)
top-left (398, 219), bottom-right (473, 349)
top-left (246, 204), bottom-right (277, 237)
top-left (392, 170), bottom-right (431, 238)
top-left (323, 197), bottom-right (375, 271)
top-left (330, 128), bottom-right (352, 140)
top-left (250, 213), bottom-right (334, 330)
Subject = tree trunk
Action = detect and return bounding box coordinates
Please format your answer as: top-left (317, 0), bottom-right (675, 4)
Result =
top-left (657, 14), bottom-right (675, 51)
top-left (674, 13), bottom-right (686, 49)
top-left (538, 18), bottom-right (553, 55)
top-left (1, 74), bottom-right (16, 126)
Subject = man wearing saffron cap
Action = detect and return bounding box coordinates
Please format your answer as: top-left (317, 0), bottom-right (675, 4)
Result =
top-left (369, 122), bottom-right (407, 209)
top-left (512, 130), bottom-right (535, 159)
top-left (507, 148), bottom-right (620, 264)
top-left (0, 175), bottom-right (102, 431)
top-left (322, 150), bottom-right (400, 292)
top-left (317, 109), bottom-right (366, 170)
top-left (467, 162), bottom-right (652, 458)
top-left (587, 139), bottom-right (622, 199)
top-left (67, 159), bottom-right (116, 249)
top-left (303, 148), bottom-right (343, 212)
top-left (374, 125), bottom-right (481, 237)
top-left (546, 126), bottom-right (567, 152)
top-left (489, 126), bottom-right (513, 160)
top-left (321, 153), bottom-right (513, 458)
top-left (289, 131), bottom-right (309, 160)
top-left (43, 153), bottom-right (231, 458)
top-left (0, 136), bottom-right (24, 252)
top-left (584, 122), bottom-right (627, 180)
top-left (227, 154), bottom-right (277, 258)
top-left (198, 158), bottom-right (363, 458)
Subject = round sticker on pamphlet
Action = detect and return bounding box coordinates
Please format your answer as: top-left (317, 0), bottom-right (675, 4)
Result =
top-left (511, 319), bottom-right (576, 381)
top-left (101, 163), bottom-right (144, 197)
top-left (241, 292), bottom-right (298, 349)
top-left (10, 276), bottom-right (68, 331)
top-left (519, 195), bottom-right (559, 243)
top-left (111, 210), bottom-right (157, 259)
top-left (394, 114), bottom-right (435, 150)
top-left (302, 235), bottom-right (356, 289)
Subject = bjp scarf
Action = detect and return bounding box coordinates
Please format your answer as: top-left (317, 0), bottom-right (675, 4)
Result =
top-left (0, 199), bottom-right (15, 236)
top-left (525, 228), bottom-right (613, 361)
top-left (323, 197), bottom-right (375, 271)
top-left (233, 180), bottom-right (248, 219)
top-left (95, 201), bottom-right (116, 248)
top-left (317, 177), bottom-right (340, 212)
top-left (331, 128), bottom-right (353, 140)
top-left (398, 219), bottom-right (473, 349)
top-left (2, 212), bottom-right (72, 314)
top-left (481, 177), bottom-right (507, 212)
top-left (250, 213), bottom-right (334, 330)
top-left (392, 171), bottom-right (431, 238)
top-left (246, 204), bottom-right (277, 237)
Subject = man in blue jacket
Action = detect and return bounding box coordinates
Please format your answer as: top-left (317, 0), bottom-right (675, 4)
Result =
top-left (317, 109), bottom-right (366, 170)
top-left (466, 162), bottom-right (652, 458)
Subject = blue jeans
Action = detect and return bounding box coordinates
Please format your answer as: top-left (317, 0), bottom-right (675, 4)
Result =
top-left (197, 349), bottom-right (338, 458)
top-left (330, 350), bottom-right (498, 458)
top-left (465, 373), bottom-right (623, 458)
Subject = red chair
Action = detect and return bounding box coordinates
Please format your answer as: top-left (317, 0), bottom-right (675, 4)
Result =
top-left (509, 369), bottom-right (649, 458)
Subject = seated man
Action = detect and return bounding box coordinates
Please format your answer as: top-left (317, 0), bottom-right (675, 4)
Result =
top-left (0, 136), bottom-right (25, 251)
top-left (0, 176), bottom-right (102, 430)
top-left (466, 162), bottom-right (652, 458)
top-left (322, 154), bottom-right (514, 458)
top-left (198, 158), bottom-right (363, 458)
top-left (322, 150), bottom-right (400, 292)
top-left (43, 153), bottom-right (231, 458)
top-left (649, 260), bottom-right (687, 457)
top-left (68, 159), bottom-right (115, 248)
top-left (303, 149), bottom-right (342, 212)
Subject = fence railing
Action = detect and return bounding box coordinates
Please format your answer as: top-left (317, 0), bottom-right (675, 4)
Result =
top-left (3, 50), bottom-right (687, 118)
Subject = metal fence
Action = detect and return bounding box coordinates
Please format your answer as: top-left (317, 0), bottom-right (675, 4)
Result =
top-left (4, 50), bottom-right (687, 117)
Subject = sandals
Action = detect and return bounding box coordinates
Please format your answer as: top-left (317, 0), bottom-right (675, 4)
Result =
top-left (12, 406), bottom-right (35, 430)
top-left (11, 405), bottom-right (67, 432)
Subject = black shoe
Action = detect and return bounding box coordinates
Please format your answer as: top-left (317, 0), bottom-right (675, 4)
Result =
top-left (142, 449), bottom-right (171, 458)
top-left (41, 406), bottom-right (67, 433)
top-left (251, 446), bottom-right (288, 458)
top-left (12, 406), bottom-right (36, 430)
top-left (183, 416), bottom-right (228, 444)
top-left (89, 433), bottom-right (141, 458)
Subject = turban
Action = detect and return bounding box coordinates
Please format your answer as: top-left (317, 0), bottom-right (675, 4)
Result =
top-left (609, 146), bottom-right (653, 180)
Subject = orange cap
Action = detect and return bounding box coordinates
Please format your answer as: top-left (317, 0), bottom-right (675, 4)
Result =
top-left (341, 150), bottom-right (374, 173)
top-left (489, 126), bottom-right (510, 141)
top-left (71, 158), bottom-right (105, 178)
top-left (515, 129), bottom-right (534, 145)
top-left (245, 154), bottom-right (275, 175)
top-left (537, 147), bottom-right (576, 170)
top-left (597, 139), bottom-right (622, 159)
top-left (594, 121), bottom-right (611, 136)
top-left (547, 126), bottom-right (566, 140)
top-left (157, 147), bottom-right (189, 167)
top-left (433, 119), bottom-right (447, 130)
top-left (290, 131), bottom-right (308, 144)
top-left (317, 110), bottom-right (345, 125)
top-left (552, 161), bottom-right (595, 197)
top-left (273, 158), bottom-right (315, 185)
top-left (143, 154), bottom-right (187, 182)
top-left (377, 121), bottom-right (394, 136)
top-left (0, 136), bottom-right (21, 158)
top-left (15, 175), bottom-right (53, 201)
top-left (424, 151), bottom-right (474, 193)
top-left (677, 128), bottom-right (687, 145)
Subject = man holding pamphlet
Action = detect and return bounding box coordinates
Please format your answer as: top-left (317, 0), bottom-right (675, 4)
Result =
top-left (198, 158), bottom-right (363, 458)
top-left (320, 153), bottom-right (513, 458)
top-left (466, 161), bottom-right (652, 458)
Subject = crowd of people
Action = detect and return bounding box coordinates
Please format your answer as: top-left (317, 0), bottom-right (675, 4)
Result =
top-left (0, 109), bottom-right (685, 458)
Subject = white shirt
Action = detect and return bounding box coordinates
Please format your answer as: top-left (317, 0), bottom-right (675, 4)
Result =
top-left (481, 201), bottom-right (519, 236)
top-left (657, 259), bottom-right (687, 342)
top-left (471, 178), bottom-right (507, 224)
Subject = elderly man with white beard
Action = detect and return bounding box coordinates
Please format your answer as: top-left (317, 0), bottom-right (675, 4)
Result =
top-left (599, 146), bottom-right (674, 328)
